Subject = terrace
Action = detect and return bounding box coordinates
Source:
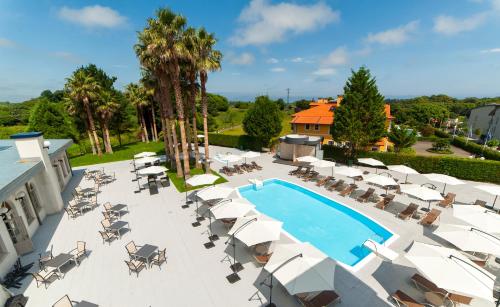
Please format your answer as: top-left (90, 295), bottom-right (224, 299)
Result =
top-left (12, 145), bottom-right (500, 306)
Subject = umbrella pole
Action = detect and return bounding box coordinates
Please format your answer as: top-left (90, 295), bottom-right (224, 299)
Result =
top-left (196, 201), bottom-right (205, 222)
top-left (493, 195), bottom-right (498, 209)
top-left (134, 177), bottom-right (142, 194)
top-left (405, 174), bottom-right (408, 184)
top-left (442, 183), bottom-right (447, 195)
top-left (267, 274), bottom-right (275, 307)
top-left (208, 214), bottom-right (219, 241)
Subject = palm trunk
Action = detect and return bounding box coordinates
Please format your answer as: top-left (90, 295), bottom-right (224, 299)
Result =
top-left (162, 78), bottom-right (183, 177)
top-left (103, 122), bottom-right (113, 154)
top-left (84, 97), bottom-right (102, 156)
top-left (189, 72), bottom-right (201, 169)
top-left (151, 106), bottom-right (158, 142)
top-left (87, 129), bottom-right (96, 155)
top-left (141, 109), bottom-right (149, 143)
top-left (200, 71), bottom-right (210, 173)
top-left (157, 84), bottom-right (175, 165)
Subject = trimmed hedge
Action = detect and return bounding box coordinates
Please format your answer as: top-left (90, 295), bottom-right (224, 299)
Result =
top-left (322, 145), bottom-right (500, 184)
top-left (208, 133), bottom-right (263, 151)
top-left (432, 129), bottom-right (500, 161)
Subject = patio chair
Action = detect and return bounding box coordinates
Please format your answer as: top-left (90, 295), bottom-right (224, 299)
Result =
top-left (69, 241), bottom-right (87, 265)
top-left (101, 218), bottom-right (112, 230)
top-left (251, 161), bottom-right (263, 170)
top-left (316, 176), bottom-right (333, 187)
top-left (398, 203), bottom-right (419, 220)
top-left (375, 194), bottom-right (395, 210)
top-left (296, 290), bottom-right (341, 307)
top-left (125, 260), bottom-right (145, 277)
top-left (64, 207), bottom-right (79, 220)
top-left (391, 290), bottom-right (429, 307)
top-left (160, 176), bottom-right (170, 187)
top-left (326, 180), bottom-right (344, 191)
top-left (31, 269), bottom-right (60, 289)
top-left (357, 188), bottom-right (376, 203)
top-left (125, 241), bottom-right (142, 260)
top-left (150, 248), bottom-right (167, 269)
top-left (437, 193), bottom-right (456, 208)
top-left (52, 295), bottom-right (73, 307)
top-left (39, 245), bottom-right (53, 270)
top-left (88, 196), bottom-right (98, 210)
top-left (419, 209), bottom-right (441, 226)
top-left (102, 210), bottom-right (117, 222)
top-left (472, 199), bottom-right (487, 207)
top-left (98, 230), bottom-right (117, 245)
top-left (339, 184), bottom-right (357, 197)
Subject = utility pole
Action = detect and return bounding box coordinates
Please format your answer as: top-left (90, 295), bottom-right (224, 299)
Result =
top-left (286, 88), bottom-right (290, 104)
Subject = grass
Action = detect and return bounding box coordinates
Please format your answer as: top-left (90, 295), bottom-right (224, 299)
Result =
top-left (167, 167), bottom-right (228, 192)
top-left (219, 111), bottom-right (293, 137)
top-left (0, 125), bottom-right (27, 138)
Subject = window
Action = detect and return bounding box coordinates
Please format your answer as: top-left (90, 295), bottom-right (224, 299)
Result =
top-left (17, 194), bottom-right (35, 225)
top-left (59, 159), bottom-right (67, 177)
top-left (305, 124), bottom-right (310, 130)
top-left (314, 124), bottom-right (320, 131)
top-left (26, 183), bottom-right (41, 215)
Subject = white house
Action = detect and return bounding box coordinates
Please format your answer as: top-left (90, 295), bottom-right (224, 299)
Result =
top-left (0, 132), bottom-right (72, 277)
top-left (467, 104), bottom-right (500, 140)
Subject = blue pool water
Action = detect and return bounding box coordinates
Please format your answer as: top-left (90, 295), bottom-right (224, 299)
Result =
top-left (239, 179), bottom-right (393, 266)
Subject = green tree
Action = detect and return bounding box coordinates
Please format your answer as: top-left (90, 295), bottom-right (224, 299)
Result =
top-left (388, 126), bottom-right (417, 153)
top-left (331, 67), bottom-right (386, 158)
top-left (243, 96), bottom-right (282, 146)
top-left (27, 99), bottom-right (76, 139)
top-left (274, 98), bottom-right (286, 110)
top-left (294, 99), bottom-right (310, 110)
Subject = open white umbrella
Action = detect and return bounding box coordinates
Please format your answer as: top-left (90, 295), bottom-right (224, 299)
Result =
top-left (453, 205), bottom-right (500, 234)
top-left (210, 198), bottom-right (255, 220)
top-left (185, 174), bottom-right (219, 187)
top-left (264, 242), bottom-right (336, 295)
top-left (406, 241), bottom-right (496, 302)
top-left (364, 174), bottom-right (398, 193)
top-left (240, 151), bottom-right (261, 163)
top-left (475, 185), bottom-right (500, 209)
top-left (434, 224), bottom-right (500, 256)
top-left (387, 165), bottom-right (419, 183)
top-left (334, 166), bottom-right (363, 182)
top-left (423, 173), bottom-right (465, 194)
top-left (228, 215), bottom-right (282, 247)
top-left (137, 166), bottom-right (168, 176)
top-left (311, 160), bottom-right (336, 176)
top-left (134, 156), bottom-right (160, 166)
top-left (134, 151), bottom-right (157, 159)
top-left (357, 158), bottom-right (385, 174)
top-left (400, 184), bottom-right (444, 211)
top-left (219, 154), bottom-right (242, 166)
top-left (296, 156), bottom-right (319, 163)
top-left (196, 185), bottom-right (235, 201)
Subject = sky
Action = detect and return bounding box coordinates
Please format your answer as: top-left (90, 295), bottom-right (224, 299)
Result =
top-left (1, 0), bottom-right (500, 102)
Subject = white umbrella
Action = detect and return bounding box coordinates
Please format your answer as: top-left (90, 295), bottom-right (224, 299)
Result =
top-left (196, 185), bottom-right (235, 201)
top-left (296, 156), bottom-right (319, 163)
top-left (406, 241), bottom-right (496, 302)
top-left (137, 166), bottom-right (168, 176)
top-left (434, 224), bottom-right (500, 256)
top-left (197, 134), bottom-right (205, 138)
top-left (134, 151), bottom-right (157, 159)
top-left (240, 151), bottom-right (261, 163)
top-left (311, 160), bottom-right (336, 176)
top-left (475, 185), bottom-right (500, 208)
top-left (453, 205), bottom-right (500, 234)
top-left (400, 184), bottom-right (444, 211)
top-left (358, 158), bottom-right (385, 167)
top-left (134, 156), bottom-right (160, 166)
top-left (423, 173), bottom-right (465, 194)
top-left (364, 174), bottom-right (398, 193)
top-left (210, 198), bottom-right (255, 220)
top-left (219, 154), bottom-right (242, 166)
top-left (185, 174), bottom-right (219, 187)
top-left (387, 165), bottom-right (419, 183)
top-left (228, 215), bottom-right (282, 247)
top-left (334, 166), bottom-right (363, 182)
top-left (264, 242), bottom-right (336, 295)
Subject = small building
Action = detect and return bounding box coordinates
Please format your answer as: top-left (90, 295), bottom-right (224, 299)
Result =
top-left (277, 134), bottom-right (322, 161)
top-left (290, 96), bottom-right (394, 151)
top-left (467, 104), bottom-right (500, 140)
top-left (0, 132), bottom-right (72, 277)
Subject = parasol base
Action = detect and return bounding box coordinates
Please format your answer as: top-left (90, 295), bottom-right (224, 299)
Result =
top-left (230, 262), bottom-right (244, 273)
top-left (420, 208), bottom-right (430, 212)
top-left (196, 216), bottom-right (206, 222)
top-left (191, 221), bottom-right (201, 227)
top-left (204, 241), bottom-right (215, 249)
top-left (209, 234), bottom-right (219, 241)
top-left (226, 272), bottom-right (241, 284)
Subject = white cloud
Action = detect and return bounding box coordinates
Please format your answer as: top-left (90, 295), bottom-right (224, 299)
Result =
top-left (433, 13), bottom-right (487, 35)
top-left (58, 5), bottom-right (126, 28)
top-left (365, 20), bottom-right (419, 45)
top-left (227, 52), bottom-right (255, 65)
top-left (291, 57), bottom-right (304, 63)
top-left (321, 47), bottom-right (348, 66)
top-left (0, 38), bottom-right (15, 47)
top-left (312, 68), bottom-right (336, 76)
top-left (230, 0), bottom-right (340, 46)
top-left (267, 57), bottom-right (279, 64)
top-left (270, 67), bottom-right (286, 72)
top-left (480, 48), bottom-right (500, 53)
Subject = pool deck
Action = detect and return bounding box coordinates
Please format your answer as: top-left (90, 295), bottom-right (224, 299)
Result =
top-left (15, 145), bottom-right (499, 306)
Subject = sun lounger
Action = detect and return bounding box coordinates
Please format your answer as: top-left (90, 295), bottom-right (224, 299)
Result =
top-left (357, 188), bottom-right (375, 203)
top-left (437, 193), bottom-right (455, 208)
top-left (472, 199), bottom-right (487, 207)
top-left (240, 163), bottom-right (254, 172)
top-left (221, 218), bottom-right (236, 229)
top-left (375, 194), bottom-right (395, 210)
top-left (296, 290), bottom-right (341, 307)
top-left (339, 184), bottom-right (357, 197)
top-left (251, 161), bottom-right (263, 170)
top-left (233, 165), bottom-right (244, 174)
top-left (316, 176), bottom-right (333, 187)
top-left (222, 166), bottom-right (234, 176)
top-left (411, 273), bottom-right (472, 305)
top-left (303, 171), bottom-right (319, 182)
top-left (297, 167), bottom-right (311, 178)
top-left (326, 179), bottom-right (344, 191)
top-left (289, 166), bottom-right (303, 175)
top-left (419, 209), bottom-right (441, 226)
top-left (398, 203), bottom-right (419, 220)
top-left (391, 290), bottom-right (428, 307)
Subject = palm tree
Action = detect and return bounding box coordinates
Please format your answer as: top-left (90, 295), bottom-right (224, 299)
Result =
top-left (125, 83), bottom-right (150, 143)
top-left (388, 126), bottom-right (417, 153)
top-left (196, 28), bottom-right (222, 173)
top-left (65, 69), bottom-right (103, 156)
top-left (65, 97), bottom-right (96, 154)
top-left (96, 90), bottom-right (119, 153)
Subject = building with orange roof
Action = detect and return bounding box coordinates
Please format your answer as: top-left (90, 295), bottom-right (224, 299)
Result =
top-left (291, 96), bottom-right (394, 151)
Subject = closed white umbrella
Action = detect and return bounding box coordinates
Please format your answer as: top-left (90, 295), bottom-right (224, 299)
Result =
top-left (334, 166), bottom-right (363, 182)
top-left (475, 185), bottom-right (500, 209)
top-left (434, 224), bottom-right (500, 256)
top-left (364, 174), bottom-right (398, 193)
top-left (210, 198), bottom-right (255, 220)
top-left (137, 166), bottom-right (168, 176)
top-left (406, 241), bottom-right (496, 302)
top-left (358, 158), bottom-right (385, 167)
top-left (423, 173), bottom-right (465, 194)
top-left (264, 242), bottom-right (336, 295)
top-left (185, 174), bottom-right (219, 187)
top-left (296, 156), bottom-right (319, 163)
top-left (311, 160), bottom-right (336, 176)
top-left (135, 156), bottom-right (160, 166)
top-left (228, 215), bottom-right (282, 247)
top-left (387, 165), bottom-right (419, 183)
top-left (197, 185), bottom-right (235, 201)
top-left (240, 151), bottom-right (261, 163)
top-left (453, 204), bottom-right (500, 234)
top-left (134, 151), bottom-right (157, 159)
top-left (400, 184), bottom-right (444, 211)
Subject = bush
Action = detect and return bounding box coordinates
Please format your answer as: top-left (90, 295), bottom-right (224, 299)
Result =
top-left (208, 133), bottom-right (263, 151)
top-left (434, 129), bottom-right (449, 138)
top-left (487, 139), bottom-right (499, 147)
top-left (431, 139), bottom-right (451, 152)
top-left (420, 124), bottom-right (435, 137)
top-left (451, 136), bottom-right (500, 161)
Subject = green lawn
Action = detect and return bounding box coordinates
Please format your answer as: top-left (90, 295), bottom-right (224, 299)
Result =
top-left (167, 168), bottom-right (228, 192)
top-left (218, 111), bottom-right (293, 137)
top-left (0, 125), bottom-right (27, 138)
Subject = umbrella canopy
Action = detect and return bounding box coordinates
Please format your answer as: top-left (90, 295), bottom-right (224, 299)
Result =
top-left (134, 152), bottom-right (157, 159)
top-left (423, 173), bottom-right (465, 194)
top-left (475, 185), bottom-right (500, 208)
top-left (358, 158), bottom-right (385, 167)
top-left (400, 184), bottom-right (444, 202)
top-left (240, 151), bottom-right (261, 159)
top-left (311, 160), bottom-right (336, 175)
top-left (364, 174), bottom-right (398, 187)
top-left (137, 166), bottom-right (168, 176)
top-left (134, 156), bottom-right (160, 165)
top-left (196, 185), bottom-right (235, 201)
top-left (219, 154), bottom-right (242, 165)
top-left (228, 215), bottom-right (282, 247)
top-left (387, 165), bottom-right (419, 183)
top-left (296, 156), bottom-right (319, 163)
top-left (264, 242), bottom-right (336, 295)
top-left (185, 174), bottom-right (219, 187)
top-left (334, 166), bottom-right (363, 178)
top-left (406, 241), bottom-right (496, 302)
top-left (210, 198), bottom-right (255, 220)
top-left (453, 205), bottom-right (500, 234)
top-left (434, 224), bottom-right (500, 256)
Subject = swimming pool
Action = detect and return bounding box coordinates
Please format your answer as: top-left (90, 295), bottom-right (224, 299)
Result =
top-left (238, 179), bottom-right (395, 268)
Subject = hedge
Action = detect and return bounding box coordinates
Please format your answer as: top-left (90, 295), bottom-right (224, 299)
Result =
top-left (322, 145), bottom-right (500, 184)
top-left (208, 133), bottom-right (263, 151)
top-left (433, 129), bottom-right (500, 161)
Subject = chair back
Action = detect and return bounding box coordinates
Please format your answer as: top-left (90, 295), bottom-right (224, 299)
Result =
top-left (474, 199), bottom-right (487, 207)
top-left (103, 202), bottom-right (112, 211)
top-left (158, 248), bottom-right (166, 261)
top-left (98, 231), bottom-right (107, 239)
top-left (101, 219), bottom-right (111, 228)
top-left (32, 272), bottom-right (44, 282)
top-left (367, 188), bottom-right (375, 194)
top-left (52, 295), bottom-right (73, 307)
top-left (447, 193), bottom-right (456, 200)
top-left (77, 241), bottom-right (85, 253)
top-left (91, 196), bottom-right (97, 205)
top-left (125, 260), bottom-right (137, 270)
top-left (102, 211), bottom-right (112, 220)
top-left (125, 241), bottom-right (137, 254)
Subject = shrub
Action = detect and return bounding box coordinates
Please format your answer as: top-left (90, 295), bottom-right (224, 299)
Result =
top-left (208, 133), bottom-right (263, 151)
top-left (487, 139), bottom-right (499, 147)
top-left (431, 139), bottom-right (451, 152)
top-left (420, 124), bottom-right (435, 137)
top-left (451, 136), bottom-right (500, 161)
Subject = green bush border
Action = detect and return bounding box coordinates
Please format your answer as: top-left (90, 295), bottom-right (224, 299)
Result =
top-left (434, 129), bottom-right (500, 161)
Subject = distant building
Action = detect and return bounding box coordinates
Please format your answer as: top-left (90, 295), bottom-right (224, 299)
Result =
top-left (467, 104), bottom-right (500, 140)
top-left (290, 96), bottom-right (394, 151)
top-left (0, 132), bottom-right (72, 277)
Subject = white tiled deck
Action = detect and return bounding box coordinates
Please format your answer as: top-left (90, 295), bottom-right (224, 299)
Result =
top-left (14, 146), bottom-right (499, 306)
